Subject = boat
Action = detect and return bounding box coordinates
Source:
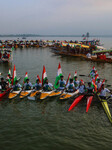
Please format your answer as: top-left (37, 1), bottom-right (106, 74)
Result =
top-left (68, 95), bottom-right (85, 111)
top-left (0, 88), bottom-right (11, 99)
top-left (0, 48), bottom-right (13, 63)
top-left (28, 90), bottom-right (42, 100)
top-left (8, 89), bottom-right (22, 99)
top-left (60, 90), bottom-right (79, 100)
top-left (40, 90), bottom-right (54, 100)
top-left (20, 90), bottom-right (32, 99)
top-left (98, 95), bottom-right (112, 123)
top-left (86, 96), bottom-right (94, 112)
top-left (49, 90), bottom-right (62, 97)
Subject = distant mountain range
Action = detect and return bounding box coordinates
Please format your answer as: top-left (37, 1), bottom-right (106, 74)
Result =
top-left (0, 34), bottom-right (112, 37)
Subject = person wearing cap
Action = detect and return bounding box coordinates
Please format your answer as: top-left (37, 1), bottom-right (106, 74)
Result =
top-left (12, 80), bottom-right (21, 91)
top-left (96, 78), bottom-right (102, 90)
top-left (86, 82), bottom-right (94, 94)
top-left (58, 75), bottom-right (66, 90)
top-left (78, 80), bottom-right (86, 94)
top-left (43, 79), bottom-right (53, 91)
top-left (99, 84), bottom-right (112, 99)
top-left (74, 76), bottom-right (80, 89)
top-left (0, 77), bottom-right (8, 91)
top-left (66, 78), bottom-right (75, 92)
top-left (23, 79), bottom-right (33, 90)
top-left (34, 79), bottom-right (42, 91)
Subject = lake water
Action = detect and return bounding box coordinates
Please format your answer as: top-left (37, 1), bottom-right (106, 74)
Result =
top-left (0, 37), bottom-right (112, 150)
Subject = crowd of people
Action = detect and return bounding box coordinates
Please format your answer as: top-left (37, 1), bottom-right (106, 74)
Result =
top-left (0, 67), bottom-right (112, 100)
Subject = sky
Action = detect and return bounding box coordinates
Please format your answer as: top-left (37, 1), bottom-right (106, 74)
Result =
top-left (0, 0), bottom-right (112, 35)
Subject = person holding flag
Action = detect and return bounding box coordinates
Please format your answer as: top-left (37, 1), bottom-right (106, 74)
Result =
top-left (34, 75), bottom-right (42, 91)
top-left (78, 80), bottom-right (86, 94)
top-left (66, 78), bottom-right (75, 92)
top-left (96, 78), bottom-right (102, 90)
top-left (43, 79), bottom-right (53, 91)
top-left (12, 80), bottom-right (21, 91)
top-left (73, 71), bottom-right (80, 89)
top-left (57, 75), bottom-right (66, 90)
top-left (23, 79), bottom-right (33, 90)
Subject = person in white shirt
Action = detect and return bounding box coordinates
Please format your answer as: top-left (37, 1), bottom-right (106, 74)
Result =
top-left (74, 76), bottom-right (80, 89)
top-left (86, 52), bottom-right (91, 58)
top-left (99, 84), bottom-right (112, 99)
top-left (66, 79), bottom-right (75, 92)
top-left (58, 75), bottom-right (66, 90)
top-left (96, 78), bottom-right (102, 90)
top-left (43, 79), bottom-right (53, 91)
top-left (78, 80), bottom-right (86, 94)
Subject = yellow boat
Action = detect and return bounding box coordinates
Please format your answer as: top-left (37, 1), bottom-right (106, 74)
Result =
top-left (8, 89), bottom-right (22, 99)
top-left (98, 95), bottom-right (112, 123)
top-left (49, 90), bottom-right (61, 97)
top-left (40, 90), bottom-right (54, 100)
top-left (20, 90), bottom-right (32, 99)
top-left (28, 90), bottom-right (42, 100)
top-left (60, 90), bottom-right (79, 100)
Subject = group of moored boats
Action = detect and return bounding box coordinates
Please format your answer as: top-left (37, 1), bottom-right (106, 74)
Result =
top-left (0, 64), bottom-right (112, 124)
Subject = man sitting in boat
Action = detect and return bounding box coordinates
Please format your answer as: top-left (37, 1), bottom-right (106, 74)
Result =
top-left (86, 52), bottom-right (91, 58)
top-left (74, 76), bottom-right (80, 89)
top-left (78, 80), bottom-right (86, 94)
top-left (0, 77), bottom-right (8, 92)
top-left (99, 84), bottom-right (112, 99)
top-left (34, 79), bottom-right (42, 91)
top-left (58, 75), bottom-right (66, 90)
top-left (96, 78), bottom-right (102, 90)
top-left (12, 80), bottom-right (21, 91)
top-left (66, 79), bottom-right (75, 93)
top-left (43, 79), bottom-right (53, 91)
top-left (86, 82), bottom-right (94, 94)
top-left (23, 79), bottom-right (33, 90)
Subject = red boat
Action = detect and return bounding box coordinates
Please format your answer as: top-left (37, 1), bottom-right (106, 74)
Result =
top-left (0, 88), bottom-right (11, 100)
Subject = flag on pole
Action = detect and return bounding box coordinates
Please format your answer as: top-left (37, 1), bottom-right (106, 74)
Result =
top-left (54, 63), bottom-right (62, 89)
top-left (42, 66), bottom-right (47, 86)
top-left (36, 75), bottom-right (41, 83)
top-left (91, 79), bottom-right (97, 92)
top-left (24, 72), bottom-right (28, 83)
top-left (66, 73), bottom-right (71, 85)
top-left (12, 65), bottom-right (17, 85)
top-left (98, 79), bottom-right (105, 92)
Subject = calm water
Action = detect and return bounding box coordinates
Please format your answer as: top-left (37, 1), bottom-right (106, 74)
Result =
top-left (0, 39), bottom-right (112, 150)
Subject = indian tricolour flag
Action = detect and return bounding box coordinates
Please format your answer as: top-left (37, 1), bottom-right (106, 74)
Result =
top-left (12, 65), bottom-right (17, 85)
top-left (98, 79), bottom-right (105, 92)
top-left (36, 75), bottom-right (42, 83)
top-left (7, 69), bottom-right (12, 85)
top-left (42, 66), bottom-right (47, 86)
top-left (74, 71), bottom-right (77, 77)
top-left (8, 68), bottom-right (11, 76)
top-left (91, 79), bottom-right (97, 92)
top-left (24, 72), bottom-right (28, 83)
top-left (54, 63), bottom-right (62, 89)
top-left (66, 73), bottom-right (71, 85)
top-left (90, 66), bottom-right (96, 77)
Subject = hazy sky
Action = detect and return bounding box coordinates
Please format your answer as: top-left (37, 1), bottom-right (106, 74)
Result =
top-left (0, 0), bottom-right (112, 35)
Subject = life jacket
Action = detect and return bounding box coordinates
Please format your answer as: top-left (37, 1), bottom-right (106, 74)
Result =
top-left (44, 84), bottom-right (51, 91)
top-left (25, 84), bottom-right (31, 90)
top-left (13, 85), bottom-right (20, 91)
top-left (87, 87), bottom-right (93, 93)
top-left (60, 81), bottom-right (65, 88)
top-left (74, 81), bottom-right (79, 87)
top-left (68, 84), bottom-right (74, 90)
top-left (35, 84), bottom-right (41, 90)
